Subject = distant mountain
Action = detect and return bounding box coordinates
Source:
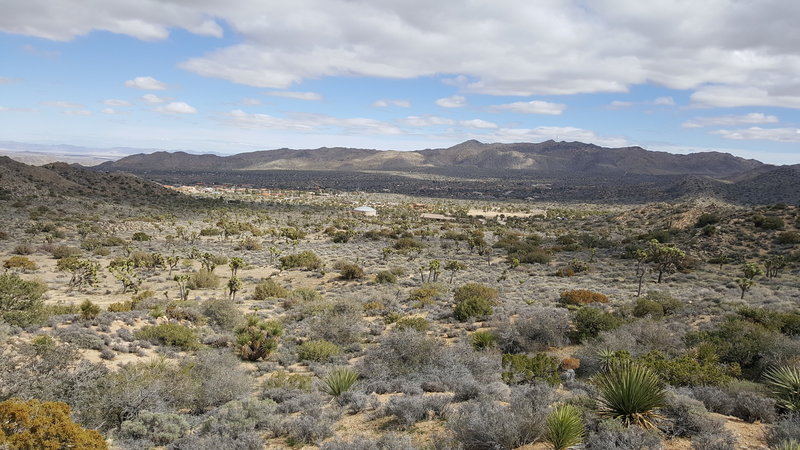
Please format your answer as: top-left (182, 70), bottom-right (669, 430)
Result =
top-left (97, 140), bottom-right (764, 177)
top-left (0, 157), bottom-right (184, 204)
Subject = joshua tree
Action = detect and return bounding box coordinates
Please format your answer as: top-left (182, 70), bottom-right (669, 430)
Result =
top-left (428, 259), bottom-right (441, 282)
top-left (643, 239), bottom-right (685, 284)
top-left (764, 255), bottom-right (786, 279)
top-left (173, 274), bottom-right (190, 301)
top-left (229, 257), bottom-right (245, 277)
top-left (228, 276), bottom-right (243, 302)
top-left (737, 262), bottom-right (764, 299)
top-left (445, 260), bottom-right (466, 284)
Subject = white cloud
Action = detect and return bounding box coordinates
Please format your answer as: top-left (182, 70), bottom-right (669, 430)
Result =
top-left (712, 127), bottom-right (800, 142)
top-left (104, 99), bottom-right (130, 106)
top-left (490, 100), bottom-right (566, 115)
top-left (63, 109), bottom-right (92, 116)
top-left (374, 99), bottom-right (411, 108)
top-left (608, 100), bottom-right (634, 109)
top-left (225, 109), bottom-right (402, 135)
top-left (262, 91), bottom-right (323, 101)
top-left (402, 115), bottom-right (455, 127)
top-left (0, 77), bottom-right (19, 84)
top-left (241, 98), bottom-right (261, 105)
top-left (653, 96), bottom-right (675, 106)
top-left (125, 76), bottom-right (167, 90)
top-left (690, 86), bottom-right (800, 109)
top-left (460, 119), bottom-right (497, 129)
top-left (101, 107), bottom-right (116, 114)
top-left (436, 95), bottom-right (466, 108)
top-left (155, 102), bottom-right (197, 114)
top-left (5, 1), bottom-right (800, 108)
top-left (474, 126), bottom-right (628, 148)
top-left (141, 94), bottom-right (168, 104)
top-left (682, 112), bottom-right (779, 128)
top-left (41, 100), bottom-right (83, 108)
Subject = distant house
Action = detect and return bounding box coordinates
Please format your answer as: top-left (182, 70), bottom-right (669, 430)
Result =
top-left (353, 206), bottom-right (377, 217)
top-left (420, 213), bottom-right (455, 221)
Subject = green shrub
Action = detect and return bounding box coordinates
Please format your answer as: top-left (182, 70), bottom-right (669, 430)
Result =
top-left (375, 270), bottom-right (397, 284)
top-left (636, 350), bottom-right (739, 387)
top-left (695, 213), bottom-right (720, 228)
top-left (338, 263), bottom-right (365, 280)
top-left (79, 300), bottom-right (100, 320)
top-left (321, 368), bottom-right (359, 396)
top-left (263, 370), bottom-right (313, 391)
top-left (501, 353), bottom-right (561, 385)
top-left (187, 269), bottom-right (219, 290)
top-left (50, 245), bottom-right (81, 259)
top-left (408, 282), bottom-right (447, 307)
top-left (560, 289), bottom-right (608, 306)
top-left (753, 215), bottom-right (784, 230)
top-left (633, 298), bottom-right (664, 319)
top-left (0, 273), bottom-right (47, 326)
top-left (279, 251), bottom-right (322, 270)
top-left (471, 330), bottom-right (497, 350)
top-left (594, 362), bottom-right (666, 429)
top-left (453, 283), bottom-right (498, 321)
top-left (135, 323), bottom-right (200, 350)
top-left (777, 231), bottom-right (800, 245)
top-left (546, 404), bottom-right (585, 450)
top-left (201, 297), bottom-right (244, 330)
top-left (287, 287), bottom-right (323, 303)
top-left (131, 231), bottom-right (151, 241)
top-left (394, 316), bottom-right (430, 332)
top-left (393, 237), bottom-right (425, 251)
top-left (235, 316), bottom-right (283, 361)
top-left (573, 307), bottom-right (622, 342)
top-left (253, 278), bottom-right (289, 299)
top-left (296, 340), bottom-right (340, 362)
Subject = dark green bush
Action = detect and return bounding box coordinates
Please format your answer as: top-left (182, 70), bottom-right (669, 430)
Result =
top-left (394, 316), bottom-right (430, 332)
top-left (501, 353), bottom-right (560, 385)
top-left (0, 273), bottom-right (47, 326)
top-left (453, 283), bottom-right (498, 321)
top-left (187, 269), bottom-right (220, 290)
top-left (573, 307), bottom-right (622, 342)
top-left (753, 214), bottom-right (784, 230)
top-left (296, 340), bottom-right (340, 362)
top-left (375, 270), bottom-right (397, 284)
top-left (135, 323), bottom-right (200, 350)
top-left (338, 263), bottom-right (365, 280)
top-left (279, 251), bottom-right (322, 270)
top-left (253, 278), bottom-right (289, 300)
top-left (559, 289), bottom-right (608, 306)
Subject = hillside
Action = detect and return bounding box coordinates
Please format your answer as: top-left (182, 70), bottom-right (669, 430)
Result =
top-left (0, 157), bottom-right (185, 204)
top-left (97, 140), bottom-right (764, 177)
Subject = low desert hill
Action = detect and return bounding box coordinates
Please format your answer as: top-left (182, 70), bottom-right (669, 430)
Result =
top-left (0, 156), bottom-right (184, 204)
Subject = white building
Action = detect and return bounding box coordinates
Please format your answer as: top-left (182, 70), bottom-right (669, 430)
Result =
top-left (353, 206), bottom-right (377, 216)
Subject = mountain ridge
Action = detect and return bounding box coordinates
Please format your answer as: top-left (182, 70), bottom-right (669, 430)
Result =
top-left (96, 140), bottom-right (767, 177)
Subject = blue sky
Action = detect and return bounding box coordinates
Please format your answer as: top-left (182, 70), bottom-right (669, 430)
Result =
top-left (2, 1), bottom-right (800, 164)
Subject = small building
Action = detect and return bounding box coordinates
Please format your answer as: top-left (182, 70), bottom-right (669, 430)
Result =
top-left (353, 206), bottom-right (377, 217)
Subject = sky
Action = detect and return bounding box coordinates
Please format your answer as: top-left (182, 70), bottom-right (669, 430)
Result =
top-left (1, 0), bottom-right (800, 164)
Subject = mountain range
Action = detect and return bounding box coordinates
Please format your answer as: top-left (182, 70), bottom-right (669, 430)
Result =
top-left (96, 139), bottom-right (765, 177)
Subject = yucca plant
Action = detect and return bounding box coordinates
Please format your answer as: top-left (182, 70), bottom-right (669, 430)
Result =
top-left (775, 439), bottom-right (800, 450)
top-left (763, 366), bottom-right (800, 411)
top-left (470, 330), bottom-right (497, 350)
top-left (321, 368), bottom-right (359, 397)
top-left (594, 361), bottom-right (665, 429)
top-left (546, 404), bottom-right (585, 450)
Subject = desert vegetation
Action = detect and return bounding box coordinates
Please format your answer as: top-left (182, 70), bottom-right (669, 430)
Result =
top-left (1, 184), bottom-right (798, 449)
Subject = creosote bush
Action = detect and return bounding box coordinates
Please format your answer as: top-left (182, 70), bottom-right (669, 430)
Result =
top-left (296, 339), bottom-right (340, 362)
top-left (253, 278), bottom-right (289, 299)
top-left (280, 251), bottom-right (322, 271)
top-left (135, 323), bottom-right (200, 350)
top-left (453, 282), bottom-right (499, 321)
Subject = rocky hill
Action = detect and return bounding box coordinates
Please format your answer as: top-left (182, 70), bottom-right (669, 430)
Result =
top-left (97, 140), bottom-right (764, 177)
top-left (0, 157), bottom-right (184, 204)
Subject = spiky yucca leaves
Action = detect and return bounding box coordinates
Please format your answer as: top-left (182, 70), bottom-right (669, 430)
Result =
top-left (763, 366), bottom-right (800, 411)
top-left (594, 362), bottom-right (666, 429)
top-left (775, 439), bottom-right (800, 450)
top-left (234, 315), bottom-right (284, 361)
top-left (546, 404), bottom-right (585, 450)
top-left (322, 368), bottom-right (359, 397)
